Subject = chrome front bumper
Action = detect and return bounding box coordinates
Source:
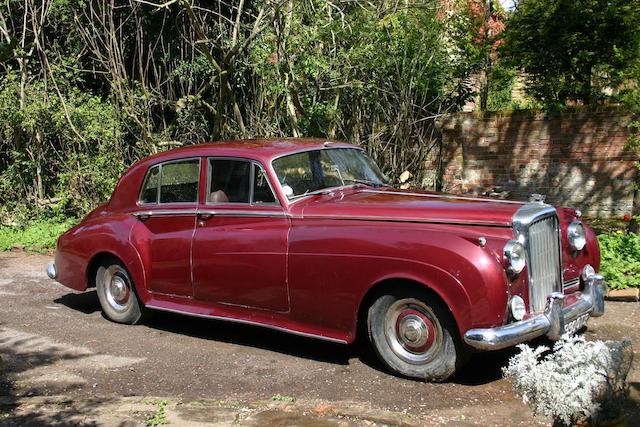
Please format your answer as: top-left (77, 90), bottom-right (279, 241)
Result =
top-left (464, 274), bottom-right (606, 351)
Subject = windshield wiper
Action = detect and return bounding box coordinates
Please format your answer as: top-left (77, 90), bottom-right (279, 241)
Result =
top-left (289, 188), bottom-right (333, 200)
top-left (343, 178), bottom-right (388, 188)
top-left (289, 180), bottom-right (388, 200)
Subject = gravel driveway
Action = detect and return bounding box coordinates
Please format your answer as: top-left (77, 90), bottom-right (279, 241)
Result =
top-left (0, 251), bottom-right (638, 426)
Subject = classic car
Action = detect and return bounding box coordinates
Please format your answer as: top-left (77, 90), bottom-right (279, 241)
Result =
top-left (47, 138), bottom-right (606, 381)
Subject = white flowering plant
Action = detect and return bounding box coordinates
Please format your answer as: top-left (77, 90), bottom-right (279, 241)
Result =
top-left (503, 335), bottom-right (633, 427)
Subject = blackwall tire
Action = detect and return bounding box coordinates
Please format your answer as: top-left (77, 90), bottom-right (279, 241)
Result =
top-left (367, 289), bottom-right (468, 381)
top-left (95, 259), bottom-right (142, 325)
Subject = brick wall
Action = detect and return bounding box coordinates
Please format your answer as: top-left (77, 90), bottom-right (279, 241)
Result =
top-left (435, 109), bottom-right (637, 217)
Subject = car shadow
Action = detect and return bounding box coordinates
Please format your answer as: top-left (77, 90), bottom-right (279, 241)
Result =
top-left (54, 291), bottom-right (362, 366)
top-left (141, 308), bottom-right (357, 366)
top-left (53, 290), bottom-right (102, 315)
top-left (453, 348), bottom-right (517, 385)
top-left (53, 291), bottom-right (525, 385)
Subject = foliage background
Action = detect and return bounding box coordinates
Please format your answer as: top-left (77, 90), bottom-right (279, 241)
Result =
top-left (0, 0), bottom-right (495, 224)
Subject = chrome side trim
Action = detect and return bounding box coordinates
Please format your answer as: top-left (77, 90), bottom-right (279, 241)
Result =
top-left (464, 275), bottom-right (606, 351)
top-left (198, 209), bottom-right (289, 218)
top-left (300, 214), bottom-right (509, 227)
top-left (133, 209), bottom-right (289, 219)
top-left (146, 304), bottom-right (348, 344)
top-left (133, 209), bottom-right (198, 218)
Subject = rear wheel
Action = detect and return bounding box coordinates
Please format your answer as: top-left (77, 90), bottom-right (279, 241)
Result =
top-left (96, 259), bottom-right (142, 324)
top-left (367, 289), bottom-right (467, 381)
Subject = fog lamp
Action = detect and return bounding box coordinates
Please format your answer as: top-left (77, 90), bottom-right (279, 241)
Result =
top-left (510, 295), bottom-right (527, 321)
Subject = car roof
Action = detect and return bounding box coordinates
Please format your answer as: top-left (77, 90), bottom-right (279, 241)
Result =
top-left (137, 138), bottom-right (358, 166)
top-left (107, 138), bottom-right (360, 211)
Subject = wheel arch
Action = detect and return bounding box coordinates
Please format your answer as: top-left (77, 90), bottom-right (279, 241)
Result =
top-left (81, 235), bottom-right (149, 305)
top-left (86, 251), bottom-right (124, 288)
top-left (85, 249), bottom-right (147, 306)
top-left (355, 275), bottom-right (472, 343)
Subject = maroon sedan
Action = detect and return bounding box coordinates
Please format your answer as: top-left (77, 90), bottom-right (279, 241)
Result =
top-left (47, 138), bottom-right (606, 381)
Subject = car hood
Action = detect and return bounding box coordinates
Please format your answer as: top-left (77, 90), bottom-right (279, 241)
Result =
top-left (298, 188), bottom-right (525, 227)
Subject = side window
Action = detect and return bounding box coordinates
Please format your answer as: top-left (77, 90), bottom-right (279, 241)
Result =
top-left (140, 165), bottom-right (160, 204)
top-left (159, 159), bottom-right (200, 203)
top-left (252, 164), bottom-right (277, 204)
top-left (208, 159), bottom-right (250, 203)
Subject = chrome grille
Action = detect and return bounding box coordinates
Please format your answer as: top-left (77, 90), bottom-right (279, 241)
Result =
top-left (527, 215), bottom-right (562, 312)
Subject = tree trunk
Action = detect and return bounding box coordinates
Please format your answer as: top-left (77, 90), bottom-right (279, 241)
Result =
top-left (479, 0), bottom-right (492, 111)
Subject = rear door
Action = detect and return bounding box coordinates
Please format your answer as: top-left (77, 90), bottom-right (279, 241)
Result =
top-left (131, 158), bottom-right (200, 297)
top-left (191, 158), bottom-right (290, 312)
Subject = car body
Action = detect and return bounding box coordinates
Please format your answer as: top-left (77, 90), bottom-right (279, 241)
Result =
top-left (47, 138), bottom-right (606, 381)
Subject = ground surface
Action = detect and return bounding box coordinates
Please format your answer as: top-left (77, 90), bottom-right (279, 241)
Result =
top-left (0, 251), bottom-right (638, 426)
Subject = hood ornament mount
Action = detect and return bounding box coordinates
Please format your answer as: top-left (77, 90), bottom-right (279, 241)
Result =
top-left (528, 193), bottom-right (546, 204)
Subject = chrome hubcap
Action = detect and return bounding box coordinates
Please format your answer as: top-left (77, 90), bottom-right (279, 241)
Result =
top-left (400, 315), bottom-right (428, 346)
top-left (384, 298), bottom-right (443, 364)
top-left (99, 265), bottom-right (131, 312)
top-left (110, 276), bottom-right (127, 302)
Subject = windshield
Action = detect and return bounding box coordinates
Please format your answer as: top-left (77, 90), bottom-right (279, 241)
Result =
top-left (272, 148), bottom-right (388, 199)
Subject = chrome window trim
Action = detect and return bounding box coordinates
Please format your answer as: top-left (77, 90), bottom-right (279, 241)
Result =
top-left (138, 164), bottom-right (160, 205)
top-left (512, 203), bottom-right (564, 312)
top-left (137, 157), bottom-right (201, 206)
top-left (251, 162), bottom-right (280, 206)
top-left (205, 157), bottom-right (280, 207)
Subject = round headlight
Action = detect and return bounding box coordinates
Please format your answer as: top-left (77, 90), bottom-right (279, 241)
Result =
top-left (568, 221), bottom-right (586, 251)
top-left (510, 295), bottom-right (527, 321)
top-left (504, 240), bottom-right (526, 275)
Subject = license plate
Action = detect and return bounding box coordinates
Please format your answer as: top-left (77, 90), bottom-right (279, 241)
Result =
top-left (565, 313), bottom-right (589, 335)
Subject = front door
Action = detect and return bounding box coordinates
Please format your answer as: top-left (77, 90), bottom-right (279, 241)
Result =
top-left (131, 158), bottom-right (200, 297)
top-left (191, 158), bottom-right (290, 312)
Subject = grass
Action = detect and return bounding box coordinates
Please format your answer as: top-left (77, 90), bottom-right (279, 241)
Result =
top-left (0, 219), bottom-right (76, 253)
top-left (145, 400), bottom-right (169, 426)
top-left (271, 394), bottom-right (295, 403)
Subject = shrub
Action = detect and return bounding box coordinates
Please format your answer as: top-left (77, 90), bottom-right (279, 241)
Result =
top-left (597, 232), bottom-right (640, 289)
top-left (503, 335), bottom-right (633, 426)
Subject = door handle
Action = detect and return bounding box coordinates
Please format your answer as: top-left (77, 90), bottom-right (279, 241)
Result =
top-left (197, 212), bottom-right (214, 221)
top-left (133, 211), bottom-right (153, 221)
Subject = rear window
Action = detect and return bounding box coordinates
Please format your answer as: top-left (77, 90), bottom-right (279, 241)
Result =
top-left (139, 159), bottom-right (200, 204)
top-left (140, 165), bottom-right (160, 204)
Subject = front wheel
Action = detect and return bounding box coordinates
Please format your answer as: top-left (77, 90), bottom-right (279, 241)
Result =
top-left (96, 259), bottom-right (142, 324)
top-left (367, 290), bottom-right (467, 381)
